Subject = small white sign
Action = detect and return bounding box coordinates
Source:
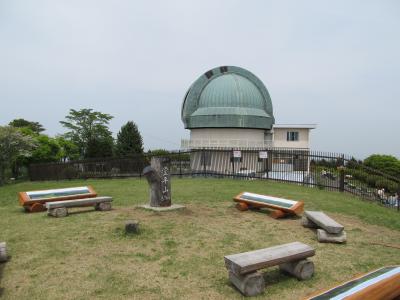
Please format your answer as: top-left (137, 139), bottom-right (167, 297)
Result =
top-left (233, 150), bottom-right (241, 158)
top-left (259, 151), bottom-right (268, 159)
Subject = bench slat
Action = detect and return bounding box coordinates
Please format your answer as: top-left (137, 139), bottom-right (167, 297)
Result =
top-left (45, 196), bottom-right (112, 209)
top-left (224, 242), bottom-right (315, 275)
top-left (305, 211), bottom-right (344, 234)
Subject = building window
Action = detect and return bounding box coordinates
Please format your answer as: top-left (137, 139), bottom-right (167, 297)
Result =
top-left (287, 131), bottom-right (299, 141)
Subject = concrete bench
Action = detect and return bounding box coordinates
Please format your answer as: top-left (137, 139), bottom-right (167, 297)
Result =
top-left (233, 192), bottom-right (304, 219)
top-left (0, 242), bottom-right (7, 262)
top-left (302, 211), bottom-right (346, 243)
top-left (305, 266), bottom-right (400, 300)
top-left (224, 242), bottom-right (315, 296)
top-left (45, 196), bottom-right (113, 217)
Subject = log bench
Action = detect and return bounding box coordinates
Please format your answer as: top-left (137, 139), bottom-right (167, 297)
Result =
top-left (233, 192), bottom-right (304, 219)
top-left (224, 242), bottom-right (316, 296)
top-left (0, 242), bottom-right (7, 263)
top-left (305, 266), bottom-right (400, 300)
top-left (302, 211), bottom-right (346, 243)
top-left (45, 196), bottom-right (113, 217)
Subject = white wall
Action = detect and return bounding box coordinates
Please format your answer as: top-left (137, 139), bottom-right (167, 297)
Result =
top-left (190, 128), bottom-right (264, 141)
top-left (272, 128), bottom-right (311, 148)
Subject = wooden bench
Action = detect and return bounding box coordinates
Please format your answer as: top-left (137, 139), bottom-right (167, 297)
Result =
top-left (19, 186), bottom-right (97, 212)
top-left (302, 211), bottom-right (346, 243)
top-left (233, 192), bottom-right (304, 218)
top-left (305, 266), bottom-right (400, 300)
top-left (45, 196), bottom-right (113, 217)
top-left (224, 242), bottom-right (315, 296)
top-left (0, 242), bottom-right (7, 263)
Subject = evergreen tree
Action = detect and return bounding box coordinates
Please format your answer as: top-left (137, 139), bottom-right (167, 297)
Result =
top-left (115, 121), bottom-right (143, 157)
top-left (85, 135), bottom-right (114, 158)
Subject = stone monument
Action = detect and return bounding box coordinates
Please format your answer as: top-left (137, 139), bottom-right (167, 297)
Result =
top-left (0, 242), bottom-right (7, 262)
top-left (143, 157), bottom-right (171, 207)
top-left (140, 157), bottom-right (184, 211)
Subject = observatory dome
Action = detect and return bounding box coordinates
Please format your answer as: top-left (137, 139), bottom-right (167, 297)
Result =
top-left (181, 66), bottom-right (275, 130)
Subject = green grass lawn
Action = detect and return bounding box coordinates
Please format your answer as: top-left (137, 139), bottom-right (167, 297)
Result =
top-left (0, 178), bottom-right (399, 299)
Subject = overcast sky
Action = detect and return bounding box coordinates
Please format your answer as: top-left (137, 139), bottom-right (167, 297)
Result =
top-left (1, 1), bottom-right (399, 159)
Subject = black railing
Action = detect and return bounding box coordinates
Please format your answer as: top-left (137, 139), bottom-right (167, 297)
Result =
top-left (28, 148), bottom-right (400, 211)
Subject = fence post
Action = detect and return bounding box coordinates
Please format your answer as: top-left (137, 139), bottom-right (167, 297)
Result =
top-left (202, 149), bottom-right (206, 177)
top-left (179, 150), bottom-right (182, 178)
top-left (339, 167), bottom-right (345, 192)
top-left (302, 152), bottom-right (305, 186)
top-left (231, 148), bottom-right (235, 177)
top-left (397, 185), bottom-right (400, 212)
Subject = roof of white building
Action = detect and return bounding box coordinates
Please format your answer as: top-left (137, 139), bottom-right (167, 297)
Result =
top-left (273, 124), bottom-right (317, 129)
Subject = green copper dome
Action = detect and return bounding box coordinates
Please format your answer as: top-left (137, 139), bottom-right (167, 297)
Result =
top-left (181, 66), bottom-right (274, 129)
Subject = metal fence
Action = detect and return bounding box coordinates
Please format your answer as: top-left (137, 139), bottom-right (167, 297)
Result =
top-left (28, 148), bottom-right (400, 210)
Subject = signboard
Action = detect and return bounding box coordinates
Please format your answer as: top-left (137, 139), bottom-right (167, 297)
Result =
top-left (20, 186), bottom-right (96, 203)
top-left (233, 150), bottom-right (241, 158)
top-left (259, 151), bottom-right (268, 159)
top-left (307, 266), bottom-right (400, 300)
top-left (233, 191), bottom-right (304, 215)
top-left (18, 185), bottom-right (98, 212)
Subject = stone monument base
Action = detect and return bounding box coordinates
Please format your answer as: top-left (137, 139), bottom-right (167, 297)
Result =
top-left (137, 204), bottom-right (185, 212)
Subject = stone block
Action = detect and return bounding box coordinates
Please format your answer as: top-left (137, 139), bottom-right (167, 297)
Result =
top-left (317, 229), bottom-right (347, 243)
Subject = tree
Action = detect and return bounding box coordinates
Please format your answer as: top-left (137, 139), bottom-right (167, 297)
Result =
top-left (55, 136), bottom-right (80, 162)
top-left (364, 154), bottom-right (400, 178)
top-left (28, 135), bottom-right (61, 164)
top-left (85, 135), bottom-right (114, 158)
top-left (0, 126), bottom-right (36, 185)
top-left (115, 121), bottom-right (144, 157)
top-left (9, 118), bottom-right (45, 134)
top-left (60, 108), bottom-right (114, 158)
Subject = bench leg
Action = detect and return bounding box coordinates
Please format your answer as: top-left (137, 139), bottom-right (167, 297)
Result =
top-left (270, 209), bottom-right (287, 219)
top-left (48, 207), bottom-right (68, 218)
top-left (301, 215), bottom-right (319, 228)
top-left (29, 203), bottom-right (46, 213)
top-left (229, 271), bottom-right (265, 297)
top-left (236, 202), bottom-right (249, 211)
top-left (279, 259), bottom-right (314, 280)
top-left (317, 229), bottom-right (347, 243)
top-left (0, 242), bottom-right (7, 263)
top-left (95, 202), bottom-right (112, 211)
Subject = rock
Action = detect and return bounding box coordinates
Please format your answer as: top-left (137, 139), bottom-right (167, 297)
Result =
top-left (279, 259), bottom-right (314, 280)
top-left (229, 271), bottom-right (265, 297)
top-left (317, 229), bottom-right (347, 243)
top-left (125, 220), bottom-right (140, 234)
